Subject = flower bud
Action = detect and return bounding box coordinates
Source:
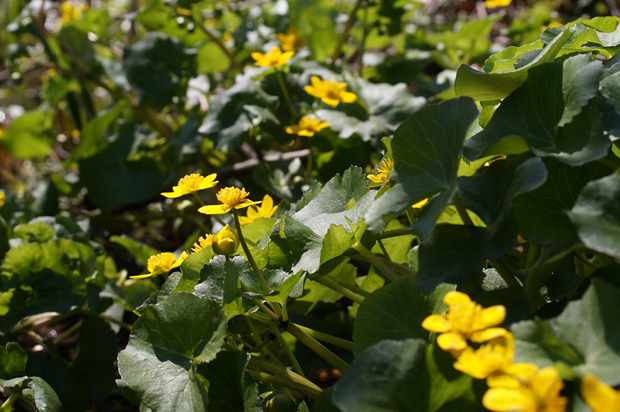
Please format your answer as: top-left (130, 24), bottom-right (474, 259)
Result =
top-left (212, 224), bottom-right (239, 255)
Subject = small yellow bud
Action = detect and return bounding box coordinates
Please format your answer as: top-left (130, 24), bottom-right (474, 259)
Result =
top-left (212, 225), bottom-right (239, 255)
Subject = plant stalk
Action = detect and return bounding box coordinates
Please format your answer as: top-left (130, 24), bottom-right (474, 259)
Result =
top-left (452, 193), bottom-right (473, 226)
top-left (268, 324), bottom-right (305, 377)
top-left (247, 370), bottom-right (321, 399)
top-left (0, 393), bottom-right (19, 411)
top-left (275, 69), bottom-right (297, 118)
top-left (233, 209), bottom-right (272, 296)
top-left (353, 243), bottom-right (400, 282)
top-left (285, 321), bottom-right (349, 373)
top-left (308, 273), bottom-right (365, 304)
top-left (293, 324), bottom-right (354, 352)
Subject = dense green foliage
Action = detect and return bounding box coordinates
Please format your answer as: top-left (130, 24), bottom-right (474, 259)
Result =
top-left (1, 0), bottom-right (620, 411)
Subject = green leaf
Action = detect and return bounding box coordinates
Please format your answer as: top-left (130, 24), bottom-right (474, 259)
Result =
top-left (569, 170), bottom-right (620, 258)
top-left (196, 352), bottom-right (261, 412)
top-left (110, 235), bottom-right (160, 267)
top-left (0, 239), bottom-right (95, 331)
top-left (513, 159), bottom-right (609, 245)
top-left (198, 75), bottom-right (278, 150)
top-left (78, 123), bottom-right (169, 211)
top-left (57, 26), bottom-right (96, 68)
top-left (282, 167), bottom-right (375, 273)
top-left (118, 292), bottom-right (227, 411)
top-left (69, 316), bottom-right (117, 402)
top-left (416, 225), bottom-right (488, 292)
top-left (0, 342), bottom-right (28, 387)
top-left (514, 279), bottom-right (620, 385)
top-left (1, 110), bottom-right (52, 159)
top-left (20, 376), bottom-right (63, 412)
top-left (455, 28), bottom-right (572, 101)
top-left (14, 222), bottom-right (56, 243)
top-left (364, 97), bottom-right (478, 238)
top-left (70, 100), bottom-right (129, 161)
top-left (353, 276), bottom-right (452, 355)
top-left (316, 77), bottom-right (425, 142)
top-left (457, 155), bottom-right (548, 258)
top-left (197, 42), bottom-right (231, 74)
top-left (122, 32), bottom-right (197, 109)
top-left (332, 340), bottom-right (480, 412)
top-left (464, 58), bottom-right (609, 166)
top-left (0, 343), bottom-right (62, 411)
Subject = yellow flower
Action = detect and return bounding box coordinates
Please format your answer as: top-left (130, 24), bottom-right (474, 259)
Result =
top-left (198, 187), bottom-right (262, 215)
top-left (454, 333), bottom-right (538, 388)
top-left (413, 198), bottom-right (428, 209)
top-left (367, 159), bottom-right (393, 184)
top-left (0, 192), bottom-right (5, 208)
top-left (484, 0), bottom-right (512, 8)
top-left (278, 27), bottom-right (303, 52)
top-left (284, 116), bottom-right (330, 137)
top-left (251, 46), bottom-right (294, 68)
top-left (192, 234), bottom-right (215, 254)
top-left (581, 374), bottom-right (620, 412)
top-left (131, 252), bottom-right (188, 279)
top-left (161, 173), bottom-right (218, 198)
top-left (60, 2), bottom-right (87, 22)
top-left (212, 224), bottom-right (239, 255)
top-left (421, 291), bottom-right (507, 351)
top-left (483, 366), bottom-right (567, 412)
top-left (304, 76), bottom-right (358, 107)
top-left (239, 194), bottom-right (278, 226)
top-left (176, 7), bottom-right (191, 16)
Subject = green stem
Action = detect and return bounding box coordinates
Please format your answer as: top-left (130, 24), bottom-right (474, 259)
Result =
top-left (308, 273), bottom-right (365, 304)
top-left (353, 243), bottom-right (400, 282)
top-left (244, 317), bottom-right (285, 366)
top-left (330, 0), bottom-right (365, 62)
top-left (0, 393), bottom-right (19, 411)
top-left (247, 370), bottom-right (321, 399)
top-left (526, 243), bottom-right (540, 269)
top-left (275, 69), bottom-right (297, 118)
top-left (233, 209), bottom-right (272, 296)
top-left (53, 319), bottom-right (83, 344)
top-left (293, 324), bottom-right (354, 352)
top-left (380, 227), bottom-right (413, 239)
top-left (193, 192), bottom-right (227, 227)
top-left (377, 239), bottom-right (392, 261)
top-left (338, 279), bottom-right (371, 297)
top-left (306, 147), bottom-right (314, 178)
top-left (452, 193), bottom-right (473, 226)
top-left (239, 276), bottom-right (281, 323)
top-left (285, 321), bottom-right (349, 373)
top-left (248, 357), bottom-right (321, 394)
top-left (268, 325), bottom-right (305, 377)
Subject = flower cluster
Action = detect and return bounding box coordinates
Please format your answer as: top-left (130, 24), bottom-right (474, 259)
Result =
top-left (59, 1), bottom-right (88, 22)
top-left (366, 158), bottom-right (428, 208)
top-left (423, 291), bottom-right (567, 412)
top-left (484, 0), bottom-right (511, 8)
top-left (131, 172), bottom-right (278, 279)
top-left (304, 76), bottom-right (357, 107)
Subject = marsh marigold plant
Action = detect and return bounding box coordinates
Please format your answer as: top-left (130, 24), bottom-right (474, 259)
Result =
top-left (252, 46), bottom-right (294, 68)
top-left (285, 116), bottom-right (330, 137)
top-left (161, 173), bottom-right (218, 198)
top-left (198, 187), bottom-right (261, 215)
top-left (132, 252), bottom-right (188, 279)
top-left (239, 194), bottom-right (278, 226)
top-left (422, 291), bottom-right (507, 351)
top-left (278, 27), bottom-right (303, 52)
top-left (367, 159), bottom-right (394, 184)
top-left (304, 76), bottom-right (357, 107)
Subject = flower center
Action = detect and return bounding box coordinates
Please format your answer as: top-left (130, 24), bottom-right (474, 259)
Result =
top-left (147, 253), bottom-right (176, 272)
top-left (446, 302), bottom-right (479, 335)
top-left (178, 173), bottom-right (203, 189)
top-left (217, 187), bottom-right (250, 208)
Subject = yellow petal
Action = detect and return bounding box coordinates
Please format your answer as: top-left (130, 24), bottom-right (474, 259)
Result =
top-left (412, 198), bottom-right (428, 209)
top-left (471, 327), bottom-right (508, 343)
top-left (421, 315), bottom-right (451, 333)
top-left (339, 91), bottom-right (357, 103)
top-left (581, 374), bottom-right (620, 412)
top-left (238, 215), bottom-right (254, 226)
top-left (198, 204), bottom-right (231, 215)
top-left (285, 125), bottom-right (303, 135)
top-left (262, 195), bottom-right (274, 211)
top-left (437, 332), bottom-right (468, 351)
top-left (504, 363), bottom-right (538, 381)
top-left (483, 388), bottom-right (529, 411)
top-left (453, 347), bottom-right (489, 379)
top-left (234, 200), bottom-right (262, 210)
top-left (171, 251), bottom-right (189, 269)
top-left (304, 85), bottom-right (325, 99)
top-left (199, 174), bottom-right (219, 189)
top-left (475, 305), bottom-right (506, 329)
top-left (296, 129), bottom-right (316, 137)
top-left (310, 76), bottom-right (323, 88)
top-left (322, 97), bottom-right (340, 107)
top-left (130, 272), bottom-right (155, 279)
top-left (443, 291), bottom-right (471, 306)
top-left (487, 374), bottom-right (522, 389)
